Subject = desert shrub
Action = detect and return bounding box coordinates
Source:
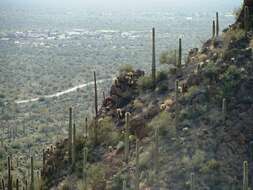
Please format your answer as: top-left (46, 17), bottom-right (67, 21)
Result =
top-left (192, 149), bottom-right (206, 168)
top-left (201, 159), bottom-right (220, 173)
top-left (148, 111), bottom-right (175, 137)
top-left (221, 65), bottom-right (242, 97)
top-left (88, 163), bottom-right (107, 190)
top-left (156, 70), bottom-right (168, 82)
top-left (179, 104), bottom-right (208, 121)
top-left (97, 116), bottom-right (120, 146)
top-left (133, 99), bottom-right (144, 110)
top-left (222, 28), bottom-right (245, 49)
top-left (119, 64), bottom-right (134, 74)
top-left (59, 180), bottom-right (72, 190)
top-left (160, 50), bottom-right (177, 66)
top-left (202, 62), bottom-right (220, 83)
top-left (157, 83), bottom-right (168, 94)
top-left (139, 149), bottom-right (152, 170)
top-left (137, 75), bottom-right (153, 91)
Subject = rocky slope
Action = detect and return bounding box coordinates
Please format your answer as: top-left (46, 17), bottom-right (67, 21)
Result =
top-left (42, 10), bottom-right (253, 190)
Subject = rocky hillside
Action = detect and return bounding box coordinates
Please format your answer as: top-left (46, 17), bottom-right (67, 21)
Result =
top-left (42, 7), bottom-right (253, 190)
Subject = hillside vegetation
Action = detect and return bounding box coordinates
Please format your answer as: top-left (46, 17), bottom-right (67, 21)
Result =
top-left (1, 4), bottom-right (253, 190)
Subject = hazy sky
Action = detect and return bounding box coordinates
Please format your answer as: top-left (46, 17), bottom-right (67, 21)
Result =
top-left (1, 0), bottom-right (242, 11)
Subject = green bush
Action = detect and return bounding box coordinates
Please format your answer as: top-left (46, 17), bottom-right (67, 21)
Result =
top-left (159, 50), bottom-right (177, 66)
top-left (88, 163), bottom-right (107, 190)
top-left (157, 83), bottom-right (168, 94)
top-left (137, 76), bottom-right (153, 91)
top-left (156, 70), bottom-right (168, 82)
top-left (119, 64), bottom-right (134, 74)
top-left (221, 65), bottom-right (242, 97)
top-left (97, 116), bottom-right (121, 146)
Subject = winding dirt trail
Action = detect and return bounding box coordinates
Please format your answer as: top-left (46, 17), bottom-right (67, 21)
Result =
top-left (15, 78), bottom-right (112, 104)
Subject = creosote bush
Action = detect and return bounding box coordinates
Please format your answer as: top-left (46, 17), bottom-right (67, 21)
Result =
top-left (119, 64), bottom-right (134, 74)
top-left (159, 50), bottom-right (177, 66)
top-left (137, 75), bottom-right (153, 91)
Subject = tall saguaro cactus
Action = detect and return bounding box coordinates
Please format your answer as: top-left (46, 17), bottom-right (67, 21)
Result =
top-left (94, 71), bottom-right (98, 144)
top-left (154, 128), bottom-right (159, 176)
top-left (124, 112), bottom-right (130, 163)
top-left (190, 173), bottom-right (195, 190)
top-left (122, 180), bottom-right (127, 190)
top-left (244, 6), bottom-right (250, 31)
top-left (222, 98), bottom-right (227, 121)
top-left (178, 38), bottom-right (182, 68)
top-left (83, 147), bottom-right (88, 190)
top-left (243, 161), bottom-right (249, 190)
top-left (135, 139), bottom-right (140, 190)
top-left (1, 178), bottom-right (5, 190)
top-left (72, 123), bottom-right (76, 168)
top-left (175, 80), bottom-right (179, 126)
top-left (7, 156), bottom-right (12, 190)
top-left (212, 20), bottom-right (216, 39)
top-left (68, 107), bottom-right (73, 163)
top-left (152, 27), bottom-right (156, 89)
top-left (216, 12), bottom-right (219, 37)
top-left (16, 179), bottom-right (19, 190)
top-left (30, 157), bottom-right (34, 190)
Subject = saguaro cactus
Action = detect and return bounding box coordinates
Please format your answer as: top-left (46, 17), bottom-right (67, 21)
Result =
top-left (244, 6), bottom-right (250, 31)
top-left (175, 80), bottom-right (179, 126)
top-left (30, 157), bottom-right (34, 190)
top-left (212, 20), bottom-right (216, 39)
top-left (152, 27), bottom-right (156, 88)
top-left (83, 147), bottom-right (88, 190)
top-left (178, 38), bottom-right (182, 68)
top-left (94, 72), bottom-right (98, 144)
top-left (135, 139), bottom-right (140, 190)
top-left (42, 149), bottom-right (45, 170)
top-left (68, 107), bottom-right (73, 163)
top-left (222, 98), bottom-right (227, 121)
top-left (72, 123), bottom-right (76, 168)
top-left (122, 180), bottom-right (127, 190)
top-left (7, 156), bottom-right (12, 190)
top-left (216, 12), bottom-right (219, 36)
top-left (124, 112), bottom-right (130, 163)
top-left (190, 173), bottom-right (195, 190)
top-left (85, 117), bottom-right (88, 139)
top-left (154, 127), bottom-right (159, 176)
top-left (2, 178), bottom-right (5, 190)
top-left (243, 161), bottom-right (249, 190)
top-left (16, 179), bottom-right (19, 190)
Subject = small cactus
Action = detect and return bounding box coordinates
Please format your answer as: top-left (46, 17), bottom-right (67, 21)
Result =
top-left (124, 113), bottom-right (130, 163)
top-left (178, 38), bottom-right (182, 68)
top-left (216, 12), bottom-right (219, 36)
top-left (243, 161), bottom-right (249, 190)
top-left (68, 107), bottom-right (73, 163)
top-left (30, 156), bottom-right (34, 190)
top-left (151, 27), bottom-right (156, 89)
